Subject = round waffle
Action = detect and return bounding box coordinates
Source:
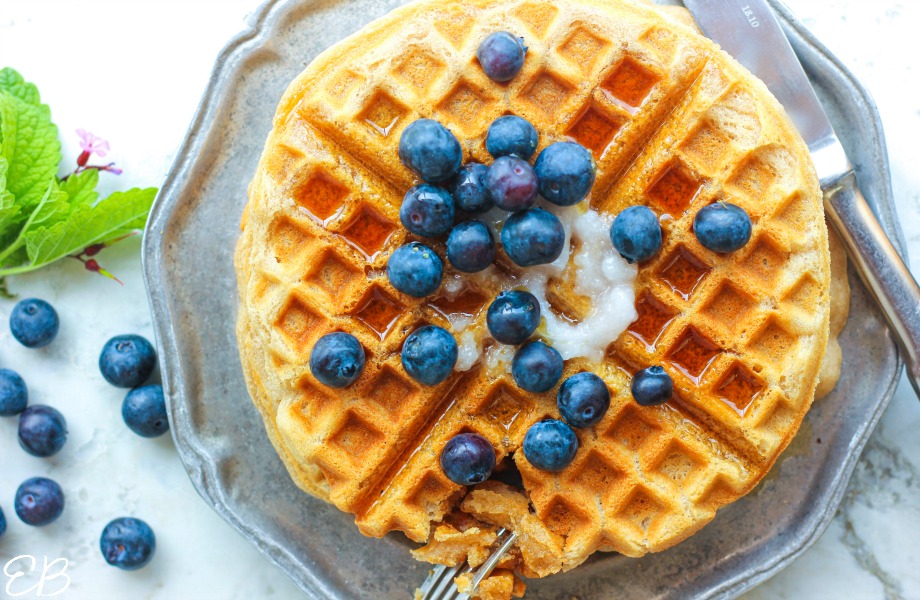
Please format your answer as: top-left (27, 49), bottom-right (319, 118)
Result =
top-left (235, 0), bottom-right (832, 587)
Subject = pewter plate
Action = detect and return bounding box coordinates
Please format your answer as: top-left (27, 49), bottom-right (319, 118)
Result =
top-left (142, 1), bottom-right (907, 598)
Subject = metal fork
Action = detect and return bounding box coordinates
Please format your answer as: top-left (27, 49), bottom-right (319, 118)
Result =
top-left (417, 529), bottom-right (519, 600)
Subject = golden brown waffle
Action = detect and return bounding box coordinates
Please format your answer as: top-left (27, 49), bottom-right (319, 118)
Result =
top-left (235, 0), bottom-right (834, 587)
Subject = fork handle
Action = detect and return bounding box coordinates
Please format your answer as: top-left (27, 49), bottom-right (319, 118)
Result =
top-left (823, 171), bottom-right (920, 399)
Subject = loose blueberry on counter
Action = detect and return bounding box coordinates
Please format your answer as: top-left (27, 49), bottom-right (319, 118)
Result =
top-left (387, 242), bottom-right (444, 297)
top-left (631, 366), bottom-right (673, 406)
top-left (15, 477), bottom-right (64, 527)
top-left (447, 221), bottom-right (496, 273)
top-left (99, 334), bottom-right (157, 388)
top-left (401, 325), bottom-right (458, 386)
top-left (0, 369), bottom-right (28, 416)
top-left (486, 115), bottom-right (539, 160)
top-left (18, 405), bottom-right (67, 457)
top-left (398, 119), bottom-right (463, 184)
top-left (400, 184), bottom-right (456, 237)
top-left (487, 156), bottom-right (538, 212)
top-left (557, 372), bottom-right (610, 428)
top-left (523, 418), bottom-right (578, 472)
top-left (477, 31), bottom-right (527, 82)
top-left (511, 340), bottom-right (563, 393)
top-left (693, 203), bottom-right (752, 253)
top-left (122, 385), bottom-right (169, 438)
top-left (610, 206), bottom-right (663, 263)
top-left (0, 505), bottom-right (5, 538)
top-left (534, 142), bottom-right (596, 206)
top-left (440, 433), bottom-right (496, 486)
top-left (10, 298), bottom-right (59, 348)
top-left (452, 163), bottom-right (493, 213)
top-left (500, 208), bottom-right (565, 267)
top-left (486, 290), bottom-right (541, 345)
top-left (309, 332), bottom-right (365, 388)
top-left (100, 517), bottom-right (156, 570)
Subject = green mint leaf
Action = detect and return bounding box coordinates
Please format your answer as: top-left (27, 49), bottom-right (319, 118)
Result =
top-left (27, 179), bottom-right (68, 229)
top-left (0, 68), bottom-right (41, 105)
top-left (0, 92), bottom-right (15, 164)
top-left (0, 69), bottom-right (159, 281)
top-left (0, 176), bottom-right (56, 268)
top-left (0, 163), bottom-right (20, 262)
top-left (0, 90), bottom-right (61, 216)
top-left (24, 186), bottom-right (156, 267)
top-left (59, 169), bottom-right (98, 210)
top-left (0, 157), bottom-right (19, 235)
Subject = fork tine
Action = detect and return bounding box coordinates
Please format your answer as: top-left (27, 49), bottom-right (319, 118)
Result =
top-left (466, 530), bottom-right (518, 594)
top-left (419, 562), bottom-right (466, 600)
top-left (434, 564), bottom-right (472, 600)
top-left (418, 528), bottom-right (517, 600)
top-left (418, 564), bottom-right (457, 598)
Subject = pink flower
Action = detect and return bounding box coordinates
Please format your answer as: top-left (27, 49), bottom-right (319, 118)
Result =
top-left (76, 129), bottom-right (110, 158)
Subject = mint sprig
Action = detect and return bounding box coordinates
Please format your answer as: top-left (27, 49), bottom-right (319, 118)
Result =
top-left (0, 67), bottom-right (156, 288)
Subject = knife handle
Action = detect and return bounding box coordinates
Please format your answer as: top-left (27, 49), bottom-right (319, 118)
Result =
top-left (824, 172), bottom-right (920, 399)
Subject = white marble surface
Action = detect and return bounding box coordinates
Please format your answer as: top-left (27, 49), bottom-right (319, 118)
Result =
top-left (0, 1), bottom-right (918, 598)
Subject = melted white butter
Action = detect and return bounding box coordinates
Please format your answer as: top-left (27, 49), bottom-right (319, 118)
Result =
top-left (452, 201), bottom-right (638, 371)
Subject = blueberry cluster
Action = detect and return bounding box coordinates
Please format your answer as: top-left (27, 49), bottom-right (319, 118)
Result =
top-left (609, 201), bottom-right (751, 265)
top-left (307, 107), bottom-right (599, 396)
top-left (395, 115), bottom-right (606, 477)
top-left (308, 30), bottom-right (755, 486)
top-left (394, 117), bottom-right (598, 277)
top-left (0, 298), bottom-right (158, 570)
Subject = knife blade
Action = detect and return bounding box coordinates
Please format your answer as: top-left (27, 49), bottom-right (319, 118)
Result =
top-left (683, 0), bottom-right (920, 399)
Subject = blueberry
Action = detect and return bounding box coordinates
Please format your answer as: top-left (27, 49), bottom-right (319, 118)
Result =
top-left (558, 372), bottom-right (610, 428)
top-left (15, 477), bottom-right (64, 527)
top-left (18, 405), bottom-right (67, 457)
top-left (387, 242), bottom-right (443, 297)
top-left (477, 31), bottom-right (527, 82)
top-left (0, 369), bottom-right (28, 416)
top-left (10, 298), bottom-right (59, 348)
top-left (693, 202), bottom-right (752, 253)
top-left (402, 325), bottom-right (458, 386)
top-left (451, 163), bottom-right (493, 214)
top-left (534, 142), bottom-right (596, 206)
top-left (440, 433), bottom-right (496, 486)
top-left (0, 505), bottom-right (5, 537)
top-left (631, 366), bottom-right (673, 406)
top-left (122, 385), bottom-right (169, 438)
top-left (486, 115), bottom-right (539, 160)
top-left (500, 208), bottom-right (565, 267)
top-left (400, 184), bottom-right (456, 237)
top-left (100, 517), bottom-right (156, 570)
top-left (398, 119), bottom-right (462, 184)
top-left (487, 156), bottom-right (538, 212)
top-left (511, 340), bottom-right (563, 393)
top-left (486, 290), bottom-right (541, 345)
top-left (522, 419), bottom-right (578, 472)
top-left (610, 205), bottom-right (663, 263)
top-left (99, 334), bottom-right (157, 388)
top-left (310, 332), bottom-right (365, 388)
top-left (446, 221), bottom-right (496, 273)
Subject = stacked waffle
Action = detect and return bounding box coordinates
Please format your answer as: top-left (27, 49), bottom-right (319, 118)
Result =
top-left (235, 0), bottom-right (838, 595)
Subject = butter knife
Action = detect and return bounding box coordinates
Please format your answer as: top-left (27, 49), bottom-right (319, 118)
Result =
top-left (683, 0), bottom-right (920, 399)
